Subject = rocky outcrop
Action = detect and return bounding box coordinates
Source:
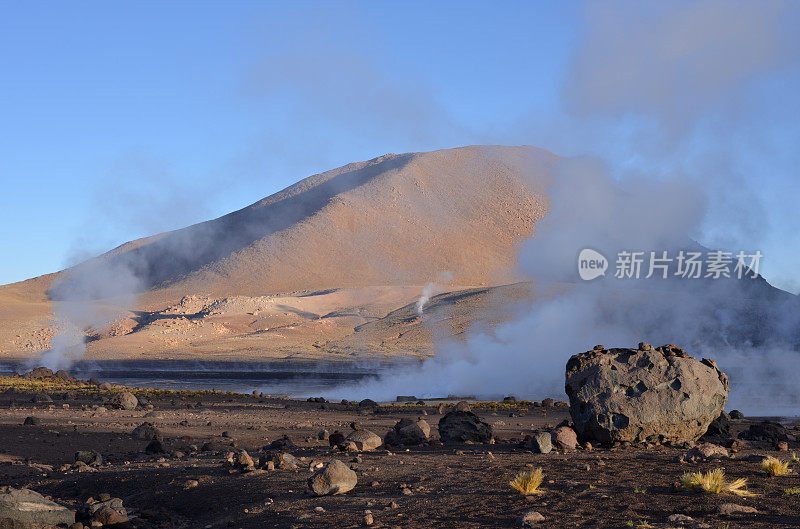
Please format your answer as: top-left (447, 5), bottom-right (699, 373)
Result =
top-left (565, 343), bottom-right (729, 445)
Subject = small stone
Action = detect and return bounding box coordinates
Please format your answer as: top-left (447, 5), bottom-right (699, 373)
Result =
top-left (23, 416), bottom-right (41, 426)
top-left (729, 410), bottom-right (745, 420)
top-left (718, 503), bottom-right (758, 515)
top-left (686, 443), bottom-right (728, 461)
top-left (184, 480), bottom-right (199, 490)
top-left (777, 441), bottom-right (789, 451)
top-left (667, 513), bottom-right (694, 523)
top-left (520, 510), bottom-right (545, 526)
top-left (314, 506), bottom-right (325, 512)
top-left (364, 513), bottom-right (374, 525)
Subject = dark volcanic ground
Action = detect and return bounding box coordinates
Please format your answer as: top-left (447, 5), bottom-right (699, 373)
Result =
top-left (2, 388), bottom-right (800, 529)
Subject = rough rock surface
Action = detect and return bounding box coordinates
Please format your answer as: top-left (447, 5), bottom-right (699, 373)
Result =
top-left (307, 459), bottom-right (357, 496)
top-left (343, 430), bottom-right (383, 451)
top-left (551, 426), bottom-right (578, 451)
top-left (131, 422), bottom-right (160, 440)
top-left (110, 391), bottom-right (138, 410)
top-left (384, 419), bottom-right (430, 446)
top-left (524, 431), bottom-right (552, 454)
top-left (738, 421), bottom-right (791, 444)
top-left (0, 487), bottom-right (75, 526)
top-left (438, 411), bottom-right (492, 444)
top-left (686, 443), bottom-right (728, 461)
top-left (565, 343), bottom-right (729, 444)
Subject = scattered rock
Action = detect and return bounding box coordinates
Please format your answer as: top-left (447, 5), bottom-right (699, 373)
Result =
top-left (22, 416), bottom-right (40, 426)
top-left (686, 443), bottom-right (728, 461)
top-left (74, 450), bottom-right (103, 466)
top-left (318, 430), bottom-right (329, 441)
top-left (267, 435), bottom-right (297, 451)
top-left (81, 497), bottom-right (128, 526)
top-left (438, 411), bottom-right (492, 444)
top-left (551, 426), bottom-right (578, 451)
top-left (343, 430), bottom-right (383, 451)
top-left (329, 431), bottom-right (346, 447)
top-left (525, 431), bottom-right (552, 454)
top-left (131, 422), bottom-right (161, 440)
top-left (384, 419), bottom-right (430, 446)
top-left (454, 401), bottom-right (472, 412)
top-left (778, 441), bottom-right (789, 451)
top-left (667, 513), bottom-right (694, 523)
top-left (717, 503), bottom-right (758, 515)
top-left (231, 449), bottom-right (255, 471)
top-left (110, 391), bottom-right (138, 410)
top-left (98, 382), bottom-right (113, 391)
top-left (145, 439), bottom-right (166, 454)
top-left (520, 510), bottom-right (545, 526)
top-left (359, 399), bottom-right (378, 409)
top-left (565, 343), bottom-right (729, 444)
top-left (702, 412), bottom-right (731, 442)
top-left (308, 459), bottom-right (357, 495)
top-left (541, 398), bottom-right (554, 408)
top-left (738, 421), bottom-right (790, 444)
top-left (23, 367), bottom-right (54, 379)
top-left (30, 392), bottom-right (52, 404)
top-left (0, 487), bottom-right (75, 526)
top-left (261, 452), bottom-right (299, 470)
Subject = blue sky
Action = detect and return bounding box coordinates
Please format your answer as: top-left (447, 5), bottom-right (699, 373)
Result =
top-left (1, 1), bottom-right (798, 292)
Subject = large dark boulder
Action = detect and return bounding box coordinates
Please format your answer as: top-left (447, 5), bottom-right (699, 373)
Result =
top-left (738, 421), bottom-right (791, 444)
top-left (384, 418), bottom-right (431, 446)
top-left (437, 410), bottom-right (492, 444)
top-left (565, 343), bottom-right (729, 445)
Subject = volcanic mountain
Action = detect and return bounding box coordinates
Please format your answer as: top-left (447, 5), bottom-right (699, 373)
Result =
top-left (2, 144), bottom-right (797, 365)
top-left (0, 145), bottom-right (556, 361)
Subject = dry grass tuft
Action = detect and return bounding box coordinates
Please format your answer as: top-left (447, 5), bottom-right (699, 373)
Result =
top-left (510, 468), bottom-right (545, 495)
top-left (762, 456), bottom-right (793, 476)
top-left (681, 468), bottom-right (755, 497)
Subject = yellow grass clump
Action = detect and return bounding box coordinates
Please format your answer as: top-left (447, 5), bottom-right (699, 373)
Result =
top-left (762, 456), bottom-right (792, 476)
top-left (681, 468), bottom-right (755, 497)
top-left (510, 468), bottom-right (545, 495)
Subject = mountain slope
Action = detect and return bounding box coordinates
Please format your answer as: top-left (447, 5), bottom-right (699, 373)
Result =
top-left (0, 145), bottom-right (558, 358)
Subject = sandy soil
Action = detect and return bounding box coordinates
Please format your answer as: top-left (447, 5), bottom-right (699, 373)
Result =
top-left (2, 381), bottom-right (800, 528)
top-left (0, 282), bottom-right (534, 364)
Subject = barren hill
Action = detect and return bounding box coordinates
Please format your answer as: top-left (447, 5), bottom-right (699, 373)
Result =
top-left (0, 145), bottom-right (557, 361)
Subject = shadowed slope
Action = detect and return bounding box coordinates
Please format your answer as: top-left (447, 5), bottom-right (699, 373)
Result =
top-left (47, 145), bottom-right (557, 301)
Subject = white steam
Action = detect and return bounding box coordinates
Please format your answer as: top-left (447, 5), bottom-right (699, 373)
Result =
top-left (31, 256), bottom-right (144, 371)
top-left (318, 1), bottom-right (800, 415)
